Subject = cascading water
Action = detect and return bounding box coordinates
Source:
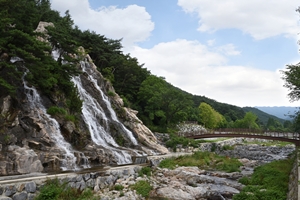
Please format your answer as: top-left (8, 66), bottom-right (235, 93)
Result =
top-left (71, 60), bottom-right (139, 164)
top-left (22, 68), bottom-right (90, 170)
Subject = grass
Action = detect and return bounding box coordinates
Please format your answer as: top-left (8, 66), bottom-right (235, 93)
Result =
top-left (159, 151), bottom-right (242, 172)
top-left (233, 154), bottom-right (295, 200)
top-left (138, 166), bottom-right (152, 177)
top-left (130, 180), bottom-right (152, 198)
top-left (243, 140), bottom-right (293, 147)
top-left (114, 184), bottom-right (124, 191)
top-left (34, 178), bottom-right (96, 200)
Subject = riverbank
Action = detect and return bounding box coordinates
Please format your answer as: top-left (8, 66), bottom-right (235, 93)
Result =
top-left (0, 138), bottom-right (296, 200)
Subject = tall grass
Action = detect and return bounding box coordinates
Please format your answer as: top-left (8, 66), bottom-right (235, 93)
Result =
top-left (234, 154), bottom-right (294, 200)
top-left (159, 151), bottom-right (242, 172)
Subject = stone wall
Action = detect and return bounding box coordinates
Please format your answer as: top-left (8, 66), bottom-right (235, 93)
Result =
top-left (287, 149), bottom-right (298, 200)
top-left (0, 166), bottom-right (143, 200)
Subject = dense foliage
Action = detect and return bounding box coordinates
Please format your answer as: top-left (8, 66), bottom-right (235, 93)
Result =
top-left (234, 155), bottom-right (294, 200)
top-left (0, 0), bottom-right (295, 133)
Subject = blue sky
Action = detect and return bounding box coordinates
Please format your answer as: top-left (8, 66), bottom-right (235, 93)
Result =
top-left (50, 0), bottom-right (300, 107)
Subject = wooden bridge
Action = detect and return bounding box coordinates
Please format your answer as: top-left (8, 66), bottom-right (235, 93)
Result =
top-left (183, 128), bottom-right (300, 146)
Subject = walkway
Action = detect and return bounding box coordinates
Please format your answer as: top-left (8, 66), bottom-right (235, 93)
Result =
top-left (183, 129), bottom-right (300, 146)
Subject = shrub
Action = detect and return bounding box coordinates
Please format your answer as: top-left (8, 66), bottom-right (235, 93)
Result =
top-left (234, 156), bottom-right (294, 200)
top-left (165, 133), bottom-right (201, 151)
top-left (211, 143), bottom-right (217, 152)
top-left (107, 90), bottom-right (115, 97)
top-left (47, 106), bottom-right (67, 116)
top-left (131, 180), bottom-right (152, 198)
top-left (65, 114), bottom-right (76, 122)
top-left (35, 178), bottom-right (96, 200)
top-left (114, 184), bottom-right (124, 191)
top-left (138, 166), bottom-right (152, 177)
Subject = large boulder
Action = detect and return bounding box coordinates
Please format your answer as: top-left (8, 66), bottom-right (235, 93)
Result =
top-left (0, 145), bottom-right (43, 175)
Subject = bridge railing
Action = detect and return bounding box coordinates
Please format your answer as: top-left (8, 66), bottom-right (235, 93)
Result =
top-left (179, 128), bottom-right (300, 140)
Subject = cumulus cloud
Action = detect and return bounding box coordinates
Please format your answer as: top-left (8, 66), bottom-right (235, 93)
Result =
top-left (130, 39), bottom-right (294, 107)
top-left (50, 0), bottom-right (154, 46)
top-left (178, 0), bottom-right (300, 40)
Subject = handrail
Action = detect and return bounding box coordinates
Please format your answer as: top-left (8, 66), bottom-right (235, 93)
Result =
top-left (182, 129), bottom-right (300, 146)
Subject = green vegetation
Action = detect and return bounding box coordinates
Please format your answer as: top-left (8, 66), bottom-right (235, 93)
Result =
top-left (199, 102), bottom-right (227, 129)
top-left (159, 151), bottom-right (242, 173)
top-left (165, 133), bottom-right (207, 151)
top-left (222, 145), bottom-right (235, 151)
top-left (138, 166), bottom-right (152, 177)
top-left (130, 180), bottom-right (152, 198)
top-left (47, 106), bottom-right (67, 116)
top-left (113, 184), bottom-right (124, 191)
top-left (35, 178), bottom-right (96, 200)
top-left (232, 112), bottom-right (260, 130)
top-left (1, 0), bottom-right (298, 134)
top-left (47, 106), bottom-right (77, 122)
top-left (233, 156), bottom-right (294, 200)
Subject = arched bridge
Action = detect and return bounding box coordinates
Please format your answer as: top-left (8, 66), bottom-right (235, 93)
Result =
top-left (183, 128), bottom-right (300, 146)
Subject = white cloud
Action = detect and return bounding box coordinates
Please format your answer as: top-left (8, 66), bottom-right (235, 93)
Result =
top-left (178, 0), bottom-right (300, 40)
top-left (215, 44), bottom-right (240, 56)
top-left (50, 0), bottom-right (154, 46)
top-left (129, 39), bottom-right (297, 107)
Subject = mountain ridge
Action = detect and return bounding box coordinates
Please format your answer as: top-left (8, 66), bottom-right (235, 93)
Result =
top-left (255, 106), bottom-right (298, 120)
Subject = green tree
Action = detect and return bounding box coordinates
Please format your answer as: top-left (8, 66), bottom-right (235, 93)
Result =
top-left (137, 75), bottom-right (193, 131)
top-left (234, 112), bottom-right (260, 129)
top-left (281, 62), bottom-right (300, 102)
top-left (198, 102), bottom-right (226, 129)
top-left (266, 117), bottom-right (284, 131)
top-left (0, 0), bottom-right (82, 112)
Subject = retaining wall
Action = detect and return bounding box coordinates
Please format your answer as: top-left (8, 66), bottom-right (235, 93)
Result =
top-left (287, 149), bottom-right (299, 200)
top-left (0, 166), bottom-right (143, 200)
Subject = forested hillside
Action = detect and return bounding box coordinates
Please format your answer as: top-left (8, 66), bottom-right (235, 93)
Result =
top-left (0, 0), bottom-right (296, 133)
top-left (255, 106), bottom-right (298, 120)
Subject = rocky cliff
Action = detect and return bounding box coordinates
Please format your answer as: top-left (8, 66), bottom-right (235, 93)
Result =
top-left (0, 22), bottom-right (168, 176)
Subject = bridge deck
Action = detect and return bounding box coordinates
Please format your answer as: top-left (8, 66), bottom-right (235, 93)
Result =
top-left (184, 130), bottom-right (300, 146)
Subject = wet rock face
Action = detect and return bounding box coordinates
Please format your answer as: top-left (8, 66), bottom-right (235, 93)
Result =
top-left (0, 51), bottom-right (168, 175)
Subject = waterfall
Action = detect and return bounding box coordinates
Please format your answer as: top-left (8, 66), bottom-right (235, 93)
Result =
top-left (80, 61), bottom-right (138, 145)
top-left (71, 60), bottom-right (139, 164)
top-left (22, 69), bottom-right (89, 170)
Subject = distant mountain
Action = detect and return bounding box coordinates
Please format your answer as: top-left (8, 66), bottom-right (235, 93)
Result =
top-left (243, 107), bottom-right (286, 125)
top-left (255, 106), bottom-right (298, 120)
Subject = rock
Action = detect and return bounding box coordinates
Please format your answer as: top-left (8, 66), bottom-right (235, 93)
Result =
top-left (6, 145), bottom-right (43, 174)
top-left (12, 192), bottom-right (28, 200)
top-left (122, 107), bottom-right (169, 155)
top-left (0, 197), bottom-right (12, 200)
top-left (62, 121), bottom-right (76, 134)
top-left (4, 185), bottom-right (16, 197)
top-left (154, 187), bottom-right (195, 200)
top-left (1, 95), bottom-right (11, 116)
top-left (27, 193), bottom-right (36, 200)
top-left (25, 182), bottom-right (36, 193)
